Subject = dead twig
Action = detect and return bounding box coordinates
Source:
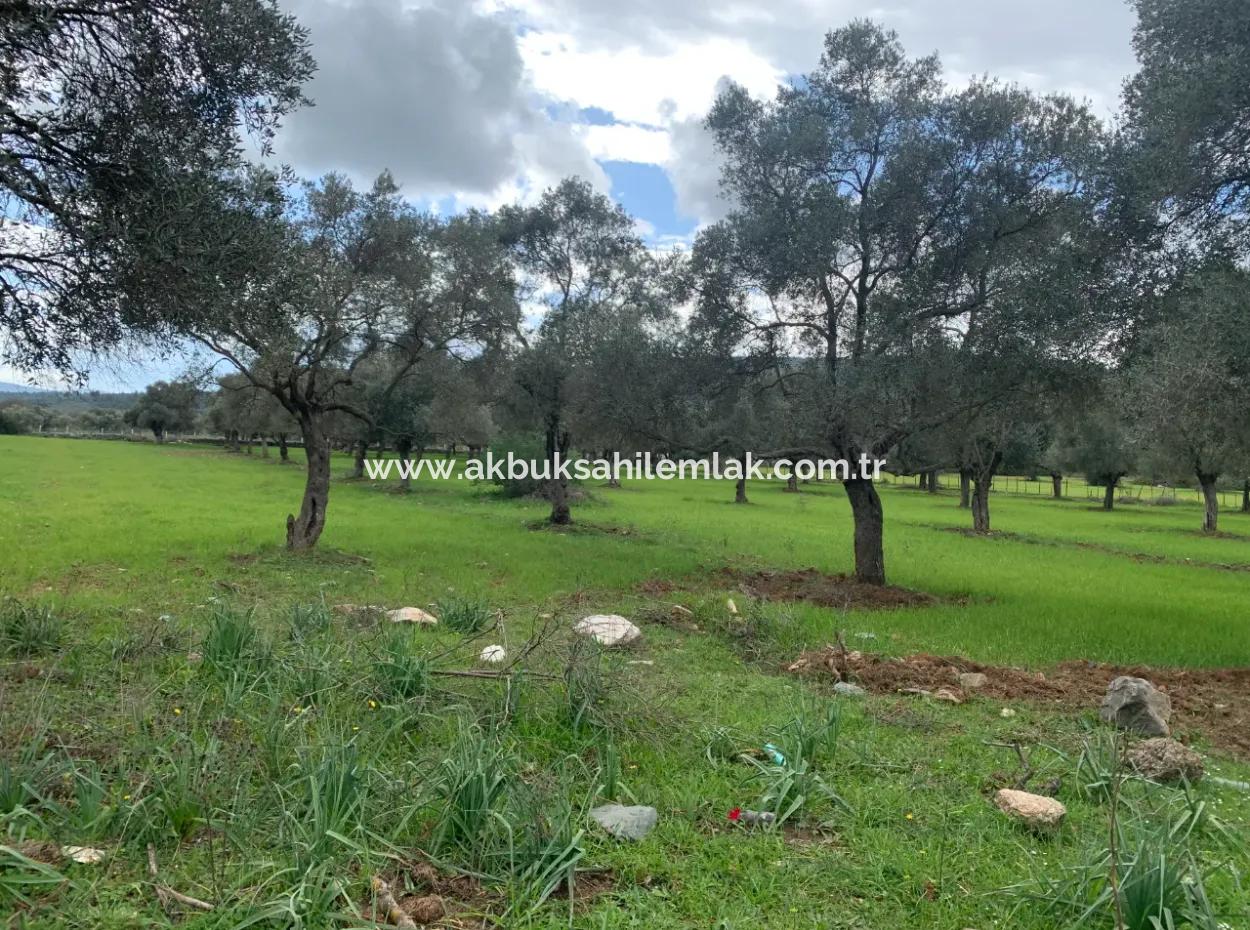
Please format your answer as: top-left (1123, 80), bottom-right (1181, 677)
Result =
top-left (146, 844), bottom-right (214, 913)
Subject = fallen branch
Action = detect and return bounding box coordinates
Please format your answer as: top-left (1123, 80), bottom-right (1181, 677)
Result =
top-left (371, 876), bottom-right (416, 929)
top-left (146, 844), bottom-right (214, 913)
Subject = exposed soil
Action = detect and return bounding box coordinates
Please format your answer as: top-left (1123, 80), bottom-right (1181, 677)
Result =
top-left (787, 648), bottom-right (1250, 759)
top-left (722, 568), bottom-right (940, 610)
top-left (364, 862), bottom-right (616, 927)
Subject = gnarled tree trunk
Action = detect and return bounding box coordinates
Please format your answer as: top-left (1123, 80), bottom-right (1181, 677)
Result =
top-left (277, 434), bottom-right (289, 463)
top-left (785, 469), bottom-right (798, 493)
top-left (546, 418), bottom-right (571, 525)
top-left (918, 471), bottom-right (928, 491)
top-left (1051, 472), bottom-right (1063, 499)
top-left (958, 468), bottom-right (972, 509)
top-left (971, 452), bottom-right (1002, 534)
top-left (352, 439), bottom-right (367, 479)
top-left (843, 476), bottom-right (885, 585)
top-left (286, 413), bottom-right (330, 550)
top-left (1102, 479), bottom-right (1117, 511)
top-left (927, 469), bottom-right (939, 494)
top-left (1198, 471), bottom-right (1219, 534)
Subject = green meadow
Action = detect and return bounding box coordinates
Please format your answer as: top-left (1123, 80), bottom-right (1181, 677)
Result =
top-left (1, 435), bottom-right (1247, 929)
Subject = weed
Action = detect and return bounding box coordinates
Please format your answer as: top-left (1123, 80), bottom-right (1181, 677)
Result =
top-left (289, 599), bottom-right (333, 641)
top-left (373, 628), bottom-right (430, 701)
top-left (201, 602), bottom-right (265, 676)
top-left (429, 723), bottom-right (512, 866)
top-left (0, 599), bottom-right (63, 656)
top-left (437, 595), bottom-right (495, 634)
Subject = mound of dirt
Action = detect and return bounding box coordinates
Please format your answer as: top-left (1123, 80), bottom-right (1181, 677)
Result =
top-left (787, 648), bottom-right (1250, 759)
top-left (723, 568), bottom-right (938, 610)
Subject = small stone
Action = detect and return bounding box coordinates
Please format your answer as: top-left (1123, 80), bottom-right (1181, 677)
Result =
top-left (627, 659), bottom-right (654, 666)
top-left (1126, 738), bottom-right (1204, 784)
top-left (994, 789), bottom-right (1066, 830)
top-left (901, 687), bottom-right (933, 698)
top-left (1100, 676), bottom-right (1171, 736)
top-left (999, 707), bottom-right (1016, 718)
top-left (590, 804), bottom-right (658, 841)
top-left (670, 604), bottom-right (694, 619)
top-left (479, 644), bottom-right (506, 664)
top-left (726, 598), bottom-right (739, 616)
top-left (833, 681), bottom-right (866, 697)
top-left (935, 688), bottom-right (963, 705)
top-left (387, 606), bottom-right (439, 626)
top-left (61, 846), bottom-right (107, 864)
top-left (574, 614), bottom-right (641, 647)
top-left (958, 672), bottom-right (988, 691)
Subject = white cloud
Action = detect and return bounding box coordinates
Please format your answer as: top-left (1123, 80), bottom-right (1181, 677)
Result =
top-left (576, 123), bottom-right (672, 164)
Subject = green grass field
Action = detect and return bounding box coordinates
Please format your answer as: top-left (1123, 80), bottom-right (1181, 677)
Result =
top-left (1, 436), bottom-right (1247, 929)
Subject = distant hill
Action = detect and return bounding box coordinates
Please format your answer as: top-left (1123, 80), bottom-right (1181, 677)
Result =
top-left (0, 381), bottom-right (42, 394)
top-left (0, 385), bottom-right (138, 411)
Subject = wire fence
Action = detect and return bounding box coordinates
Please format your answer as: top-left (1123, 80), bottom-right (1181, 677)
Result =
top-left (881, 472), bottom-right (1246, 510)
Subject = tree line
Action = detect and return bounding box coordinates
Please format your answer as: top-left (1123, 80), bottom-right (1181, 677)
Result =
top-left (2, 0), bottom-right (1249, 583)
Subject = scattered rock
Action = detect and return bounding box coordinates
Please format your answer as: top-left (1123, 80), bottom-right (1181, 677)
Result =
top-left (670, 604), bottom-right (694, 620)
top-left (61, 846), bottom-right (107, 865)
top-left (590, 804), bottom-right (658, 841)
top-left (627, 659), bottom-right (654, 666)
top-left (574, 614), bottom-right (641, 647)
top-left (999, 707), bottom-right (1016, 718)
top-left (726, 598), bottom-right (739, 616)
top-left (994, 789), bottom-right (1066, 831)
top-left (958, 672), bottom-right (988, 691)
top-left (935, 688), bottom-right (964, 705)
top-left (478, 644), bottom-right (506, 664)
top-left (901, 687), bottom-right (933, 698)
top-left (1126, 738), bottom-right (1204, 784)
top-left (833, 682), bottom-right (866, 697)
top-left (1100, 676), bottom-right (1171, 736)
top-left (387, 607), bottom-right (439, 626)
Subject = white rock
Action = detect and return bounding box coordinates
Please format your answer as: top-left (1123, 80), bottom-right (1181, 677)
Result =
top-left (386, 606), bottom-right (438, 626)
top-left (61, 846), bottom-right (107, 864)
top-left (479, 644), bottom-right (506, 664)
top-left (994, 789), bottom-right (1066, 830)
top-left (574, 614), bottom-right (641, 647)
top-left (958, 672), bottom-right (988, 690)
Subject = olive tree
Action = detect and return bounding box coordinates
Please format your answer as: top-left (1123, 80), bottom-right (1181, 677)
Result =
top-left (187, 173), bottom-right (517, 548)
top-left (696, 21), bottom-right (1104, 583)
top-left (1, 0), bottom-right (313, 374)
top-left (124, 380), bottom-right (199, 443)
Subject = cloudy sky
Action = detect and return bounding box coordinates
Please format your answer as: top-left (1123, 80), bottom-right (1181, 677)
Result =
top-left (4, 0), bottom-right (1140, 390)
top-left (271, 0), bottom-right (1138, 240)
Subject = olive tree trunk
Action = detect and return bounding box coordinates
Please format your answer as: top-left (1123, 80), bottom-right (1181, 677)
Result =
top-left (396, 436), bottom-right (420, 492)
top-left (1051, 472), bottom-right (1063, 499)
top-left (546, 418), bottom-right (571, 525)
top-left (843, 476), bottom-right (885, 585)
top-left (785, 470), bottom-right (798, 493)
top-left (927, 469), bottom-right (939, 494)
top-left (352, 439), bottom-right (367, 479)
top-left (1241, 478), bottom-right (1249, 513)
top-left (277, 434), bottom-right (289, 462)
top-left (1198, 472), bottom-right (1219, 533)
top-left (958, 468), bottom-right (972, 509)
top-left (1102, 479), bottom-right (1117, 511)
top-left (734, 457), bottom-right (748, 503)
top-left (286, 413), bottom-right (330, 550)
top-left (971, 452), bottom-right (1003, 534)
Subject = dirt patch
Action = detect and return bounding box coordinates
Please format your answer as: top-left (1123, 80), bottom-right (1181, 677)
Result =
top-left (787, 648), bottom-right (1250, 759)
top-left (365, 862), bottom-right (616, 927)
top-left (723, 568), bottom-right (939, 610)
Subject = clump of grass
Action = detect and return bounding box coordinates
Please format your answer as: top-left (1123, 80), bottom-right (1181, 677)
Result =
top-left (562, 638), bottom-right (606, 735)
top-left (0, 599), bottom-right (64, 656)
top-left (436, 596), bottom-right (495, 634)
top-left (373, 629), bottom-right (431, 701)
top-left (289, 599), bottom-right (333, 641)
top-left (294, 742), bottom-right (367, 864)
top-left (201, 602), bottom-right (265, 676)
top-left (429, 723), bottom-right (512, 866)
top-left (0, 733), bottom-right (58, 817)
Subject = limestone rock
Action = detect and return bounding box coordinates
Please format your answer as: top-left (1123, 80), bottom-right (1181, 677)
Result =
top-left (994, 789), bottom-right (1066, 830)
top-left (387, 606), bottom-right (439, 626)
top-left (590, 804), bottom-right (657, 841)
top-left (1126, 738), bottom-right (1204, 784)
top-left (1100, 676), bottom-right (1171, 736)
top-left (958, 672), bottom-right (988, 691)
top-left (479, 644), bottom-right (506, 664)
top-left (574, 614), bottom-right (641, 647)
top-left (935, 688), bottom-right (964, 705)
top-left (833, 682), bottom-right (866, 697)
